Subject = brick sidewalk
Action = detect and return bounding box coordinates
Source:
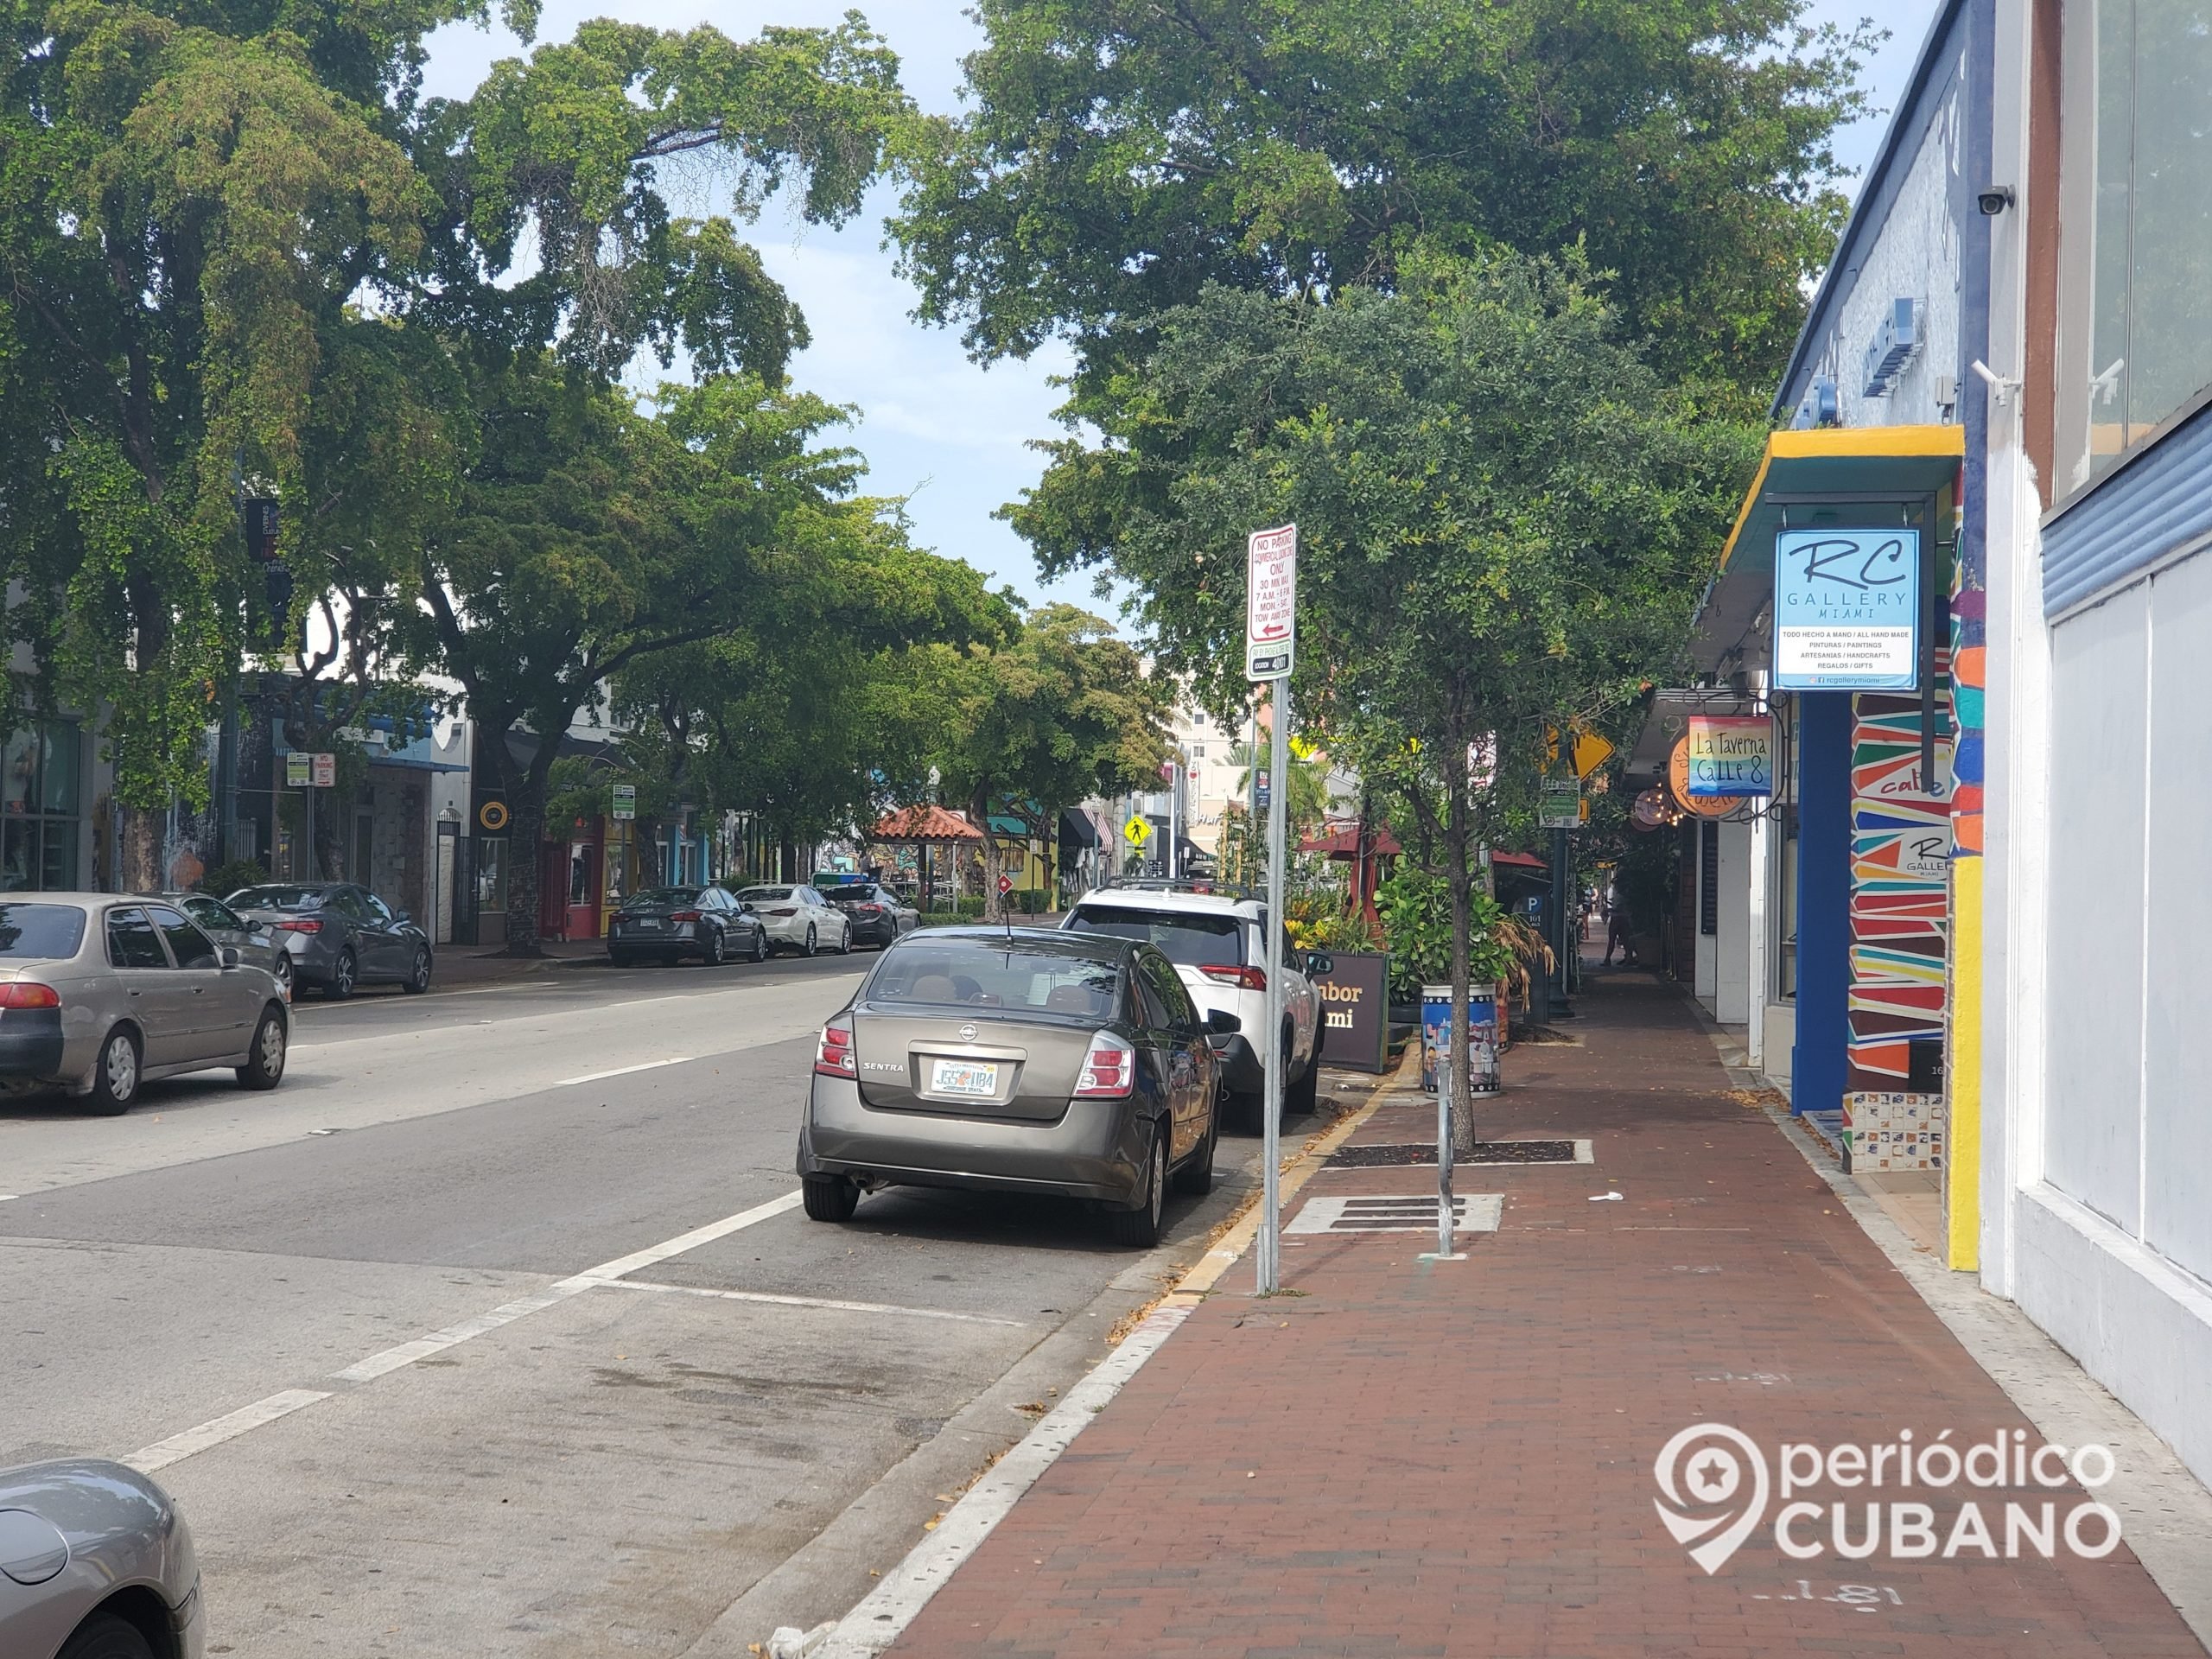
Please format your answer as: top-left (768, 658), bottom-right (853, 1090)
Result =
top-left (885, 970), bottom-right (2205, 1657)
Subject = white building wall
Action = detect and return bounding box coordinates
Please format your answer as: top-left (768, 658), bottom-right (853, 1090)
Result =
top-left (1714, 817), bottom-right (1751, 1026)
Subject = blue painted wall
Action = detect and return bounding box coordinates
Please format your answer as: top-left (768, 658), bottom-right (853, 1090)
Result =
top-left (1792, 694), bottom-right (1853, 1116)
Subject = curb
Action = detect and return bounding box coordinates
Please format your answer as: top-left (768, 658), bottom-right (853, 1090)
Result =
top-left (810, 1060), bottom-right (1407, 1659)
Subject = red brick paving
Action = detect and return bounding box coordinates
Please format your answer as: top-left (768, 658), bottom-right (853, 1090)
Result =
top-left (887, 969), bottom-right (2206, 1657)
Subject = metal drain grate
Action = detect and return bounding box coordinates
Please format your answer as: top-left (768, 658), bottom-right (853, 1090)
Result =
top-left (1286, 1193), bottom-right (1504, 1235)
top-left (1325, 1140), bottom-right (1592, 1167)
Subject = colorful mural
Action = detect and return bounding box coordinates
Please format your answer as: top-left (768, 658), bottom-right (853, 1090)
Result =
top-left (1846, 670), bottom-right (1953, 1158)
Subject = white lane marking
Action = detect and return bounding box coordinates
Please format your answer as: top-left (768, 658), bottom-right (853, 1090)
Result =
top-left (128, 1389), bottom-right (332, 1473)
top-left (551, 1056), bottom-right (693, 1088)
top-left (289, 974), bottom-right (864, 1045)
top-left (556, 1190), bottom-right (804, 1286)
top-left (816, 1304), bottom-right (1192, 1659)
top-left (599, 1278), bottom-right (1027, 1328)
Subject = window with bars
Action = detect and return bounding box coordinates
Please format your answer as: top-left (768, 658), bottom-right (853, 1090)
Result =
top-left (1700, 819), bottom-right (1719, 937)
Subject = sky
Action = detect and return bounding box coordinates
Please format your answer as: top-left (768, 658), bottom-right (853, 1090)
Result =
top-left (419, 0), bottom-right (1943, 619)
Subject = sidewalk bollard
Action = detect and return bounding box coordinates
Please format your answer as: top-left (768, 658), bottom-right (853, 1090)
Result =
top-left (1423, 1037), bottom-right (1462, 1262)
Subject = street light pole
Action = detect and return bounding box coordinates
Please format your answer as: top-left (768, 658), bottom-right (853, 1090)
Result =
top-left (1257, 675), bottom-right (1289, 1294)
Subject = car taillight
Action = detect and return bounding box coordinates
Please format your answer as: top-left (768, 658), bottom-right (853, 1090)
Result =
top-left (1198, 963), bottom-right (1266, 991)
top-left (814, 1020), bottom-right (857, 1078)
top-left (276, 918), bottom-right (322, 933)
top-left (769, 907), bottom-right (797, 916)
top-left (669, 910), bottom-right (702, 923)
top-left (0, 982), bottom-right (60, 1008)
top-left (855, 904), bottom-right (881, 916)
top-left (1074, 1032), bottom-right (1135, 1098)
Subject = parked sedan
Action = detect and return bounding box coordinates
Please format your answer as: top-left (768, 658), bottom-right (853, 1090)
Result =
top-left (607, 886), bottom-right (766, 967)
top-left (0, 896), bottom-right (289, 1114)
top-left (0, 1459), bottom-right (204, 1659)
top-left (225, 883), bottom-right (431, 999)
top-left (797, 927), bottom-right (1231, 1246)
top-left (732, 884), bottom-right (852, 957)
top-left (813, 881), bottom-right (918, 949)
top-left (149, 892), bottom-right (289, 992)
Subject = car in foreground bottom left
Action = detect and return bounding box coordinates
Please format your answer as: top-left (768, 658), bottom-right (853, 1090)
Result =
top-left (0, 1459), bottom-right (204, 1659)
top-left (0, 896), bottom-right (290, 1113)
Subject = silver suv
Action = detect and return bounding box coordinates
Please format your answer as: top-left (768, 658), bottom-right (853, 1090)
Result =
top-left (1061, 880), bottom-right (1327, 1122)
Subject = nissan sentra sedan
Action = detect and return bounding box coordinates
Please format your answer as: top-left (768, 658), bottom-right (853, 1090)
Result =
top-left (796, 927), bottom-right (1235, 1247)
top-left (0, 896), bottom-right (289, 1113)
top-left (0, 1459), bottom-right (205, 1659)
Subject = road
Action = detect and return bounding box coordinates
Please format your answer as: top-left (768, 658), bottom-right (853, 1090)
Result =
top-left (0, 954), bottom-right (1342, 1656)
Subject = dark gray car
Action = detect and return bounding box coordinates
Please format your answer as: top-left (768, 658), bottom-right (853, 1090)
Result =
top-left (225, 884), bottom-right (431, 1000)
top-left (148, 893), bottom-right (289, 991)
top-left (607, 885), bottom-right (766, 967)
top-left (797, 927), bottom-right (1232, 1247)
top-left (0, 1459), bottom-right (205, 1659)
top-left (813, 881), bottom-right (919, 949)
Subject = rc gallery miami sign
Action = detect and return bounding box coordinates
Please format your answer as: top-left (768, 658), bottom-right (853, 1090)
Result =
top-left (1773, 528), bottom-right (1921, 692)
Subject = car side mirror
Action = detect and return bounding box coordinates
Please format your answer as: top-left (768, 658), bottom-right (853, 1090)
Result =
top-left (1304, 951), bottom-right (1334, 976)
top-left (1205, 1008), bottom-right (1242, 1036)
top-left (393, 910), bottom-right (410, 924)
top-left (219, 945), bottom-right (241, 969)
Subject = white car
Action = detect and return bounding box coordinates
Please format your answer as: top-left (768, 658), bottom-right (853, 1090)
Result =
top-left (1061, 880), bottom-right (1326, 1120)
top-left (731, 884), bottom-right (852, 957)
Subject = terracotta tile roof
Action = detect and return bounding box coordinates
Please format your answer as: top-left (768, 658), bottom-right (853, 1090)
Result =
top-left (870, 804), bottom-right (983, 842)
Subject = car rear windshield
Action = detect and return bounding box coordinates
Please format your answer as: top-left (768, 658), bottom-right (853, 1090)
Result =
top-left (823, 885), bottom-right (883, 904)
top-left (0, 903), bottom-right (86, 959)
top-left (734, 887), bottom-right (793, 903)
top-left (628, 887), bottom-right (703, 906)
top-left (868, 941), bottom-right (1122, 1020)
top-left (229, 886), bottom-right (327, 912)
top-left (1065, 905), bottom-right (1245, 969)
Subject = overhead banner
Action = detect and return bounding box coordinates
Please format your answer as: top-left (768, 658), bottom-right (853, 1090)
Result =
top-left (1773, 527), bottom-right (1920, 691)
top-left (1684, 715), bottom-right (1774, 798)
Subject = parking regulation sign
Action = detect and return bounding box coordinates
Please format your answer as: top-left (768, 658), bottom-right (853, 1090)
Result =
top-left (1246, 524), bottom-right (1297, 680)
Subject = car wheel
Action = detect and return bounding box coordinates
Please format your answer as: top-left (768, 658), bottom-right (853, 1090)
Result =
top-left (1172, 1109), bottom-right (1217, 1197)
top-left (236, 1004), bottom-right (289, 1090)
top-left (1109, 1121), bottom-right (1168, 1248)
top-left (836, 920), bottom-right (852, 954)
top-left (271, 952), bottom-right (292, 990)
top-left (803, 925), bottom-right (817, 957)
top-left (403, 945), bottom-right (432, 994)
top-left (326, 948), bottom-right (357, 1001)
top-left (802, 1173), bottom-right (859, 1222)
top-left (701, 927), bottom-right (725, 967)
top-left (610, 949), bottom-right (635, 968)
top-left (86, 1026), bottom-right (141, 1116)
top-left (56, 1612), bottom-right (156, 1659)
top-left (749, 927), bottom-right (767, 963)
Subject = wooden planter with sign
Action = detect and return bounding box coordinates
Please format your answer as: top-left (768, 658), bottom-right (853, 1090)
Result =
top-left (1310, 949), bottom-right (1391, 1072)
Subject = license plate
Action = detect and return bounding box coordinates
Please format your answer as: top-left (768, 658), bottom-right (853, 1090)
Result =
top-left (929, 1058), bottom-right (1000, 1097)
top-left (635, 918), bottom-right (661, 930)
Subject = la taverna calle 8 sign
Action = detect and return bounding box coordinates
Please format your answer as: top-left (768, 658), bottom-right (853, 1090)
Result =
top-left (1684, 716), bottom-right (1773, 798)
top-left (1772, 527), bottom-right (1920, 692)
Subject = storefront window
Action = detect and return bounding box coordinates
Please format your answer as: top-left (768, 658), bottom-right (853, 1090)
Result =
top-left (0, 721), bottom-right (80, 891)
top-left (2069, 0), bottom-right (2212, 485)
top-left (475, 837), bottom-right (508, 912)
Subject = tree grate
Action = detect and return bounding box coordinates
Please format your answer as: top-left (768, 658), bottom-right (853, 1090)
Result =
top-left (1325, 1139), bottom-right (1590, 1167)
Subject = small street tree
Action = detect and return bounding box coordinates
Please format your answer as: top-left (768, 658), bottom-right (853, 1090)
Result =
top-left (1014, 251), bottom-right (1754, 1147)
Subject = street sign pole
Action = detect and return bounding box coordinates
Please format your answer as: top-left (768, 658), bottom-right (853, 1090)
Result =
top-left (1245, 523), bottom-right (1296, 1297)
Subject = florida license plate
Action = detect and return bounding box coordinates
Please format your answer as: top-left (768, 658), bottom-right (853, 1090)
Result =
top-left (635, 918), bottom-right (661, 930)
top-left (929, 1058), bottom-right (999, 1097)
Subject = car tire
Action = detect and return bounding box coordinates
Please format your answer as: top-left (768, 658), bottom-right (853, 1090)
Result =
top-left (749, 928), bottom-right (767, 963)
top-left (272, 953), bottom-right (292, 990)
top-left (802, 1173), bottom-right (859, 1222)
top-left (803, 925), bottom-right (817, 957)
top-left (237, 1003), bottom-right (288, 1090)
top-left (325, 948), bottom-right (357, 1001)
top-left (403, 945), bottom-right (432, 995)
top-left (1109, 1121), bottom-right (1168, 1248)
top-left (701, 927), bottom-right (725, 967)
top-left (610, 949), bottom-right (635, 968)
top-left (836, 921), bottom-right (852, 954)
top-left (86, 1026), bottom-right (141, 1116)
top-left (56, 1612), bottom-right (156, 1659)
top-left (1172, 1111), bottom-right (1217, 1197)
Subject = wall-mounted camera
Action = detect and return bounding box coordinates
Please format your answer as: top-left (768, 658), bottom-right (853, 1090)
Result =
top-left (1977, 186), bottom-right (2015, 216)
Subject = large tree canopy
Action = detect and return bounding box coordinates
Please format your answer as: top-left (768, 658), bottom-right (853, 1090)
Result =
top-left (893, 0), bottom-right (1871, 397)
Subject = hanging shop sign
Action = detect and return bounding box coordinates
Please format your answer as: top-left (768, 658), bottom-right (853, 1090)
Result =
top-left (1772, 527), bottom-right (1920, 691)
top-left (1668, 738), bottom-right (1748, 818)
top-left (1684, 715), bottom-right (1774, 798)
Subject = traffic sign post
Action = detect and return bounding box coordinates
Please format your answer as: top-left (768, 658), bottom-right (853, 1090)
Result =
top-left (1246, 524), bottom-right (1296, 1295)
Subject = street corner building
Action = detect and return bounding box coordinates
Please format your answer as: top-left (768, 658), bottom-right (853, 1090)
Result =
top-left (1630, 0), bottom-right (2212, 1508)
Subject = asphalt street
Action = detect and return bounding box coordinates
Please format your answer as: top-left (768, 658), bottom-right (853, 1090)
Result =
top-left (0, 950), bottom-right (1333, 1656)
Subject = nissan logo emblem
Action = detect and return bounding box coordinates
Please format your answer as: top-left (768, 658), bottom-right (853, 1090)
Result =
top-left (957, 1023), bottom-right (978, 1041)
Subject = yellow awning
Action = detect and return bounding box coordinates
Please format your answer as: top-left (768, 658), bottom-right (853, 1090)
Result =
top-left (1693, 424), bottom-right (1964, 675)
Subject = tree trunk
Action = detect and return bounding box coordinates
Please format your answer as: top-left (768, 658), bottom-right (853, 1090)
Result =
top-left (1443, 734), bottom-right (1478, 1157)
top-left (972, 790), bottom-right (1006, 922)
top-left (502, 760), bottom-right (556, 957)
top-left (118, 804), bottom-right (162, 893)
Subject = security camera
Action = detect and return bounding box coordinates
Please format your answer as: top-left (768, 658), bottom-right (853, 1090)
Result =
top-left (1977, 186), bottom-right (2015, 216)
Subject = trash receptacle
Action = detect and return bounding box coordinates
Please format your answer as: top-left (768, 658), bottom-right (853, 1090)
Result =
top-left (1420, 982), bottom-right (1501, 1097)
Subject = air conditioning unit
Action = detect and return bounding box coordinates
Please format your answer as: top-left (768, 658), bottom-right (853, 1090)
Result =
top-left (1862, 298), bottom-right (1921, 397)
